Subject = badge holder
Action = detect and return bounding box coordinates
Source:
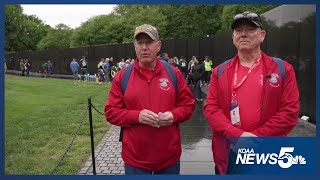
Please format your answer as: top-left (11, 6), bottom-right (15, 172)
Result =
top-left (230, 93), bottom-right (241, 127)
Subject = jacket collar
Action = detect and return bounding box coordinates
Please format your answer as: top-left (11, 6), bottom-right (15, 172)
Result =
top-left (133, 58), bottom-right (164, 76)
top-left (224, 51), bottom-right (277, 71)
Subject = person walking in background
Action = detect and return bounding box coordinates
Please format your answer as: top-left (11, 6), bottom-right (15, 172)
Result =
top-left (187, 56), bottom-right (196, 86)
top-left (41, 61), bottom-right (48, 78)
top-left (70, 58), bottom-right (79, 80)
top-left (203, 11), bottom-right (299, 174)
top-left (105, 24), bottom-right (195, 175)
top-left (80, 56), bottom-right (88, 81)
top-left (97, 65), bottom-right (105, 85)
top-left (19, 59), bottom-right (25, 76)
top-left (97, 58), bottom-right (105, 70)
top-left (47, 61), bottom-right (53, 75)
top-left (191, 56), bottom-right (205, 101)
top-left (118, 58), bottom-right (126, 70)
top-left (178, 56), bottom-right (188, 78)
top-left (203, 56), bottom-right (213, 85)
top-left (108, 57), bottom-right (114, 82)
top-left (25, 59), bottom-right (31, 77)
top-left (104, 58), bottom-right (111, 82)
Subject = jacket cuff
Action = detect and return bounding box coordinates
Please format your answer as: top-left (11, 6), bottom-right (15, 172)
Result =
top-left (126, 110), bottom-right (140, 125)
top-left (225, 126), bottom-right (244, 138)
top-left (171, 110), bottom-right (181, 124)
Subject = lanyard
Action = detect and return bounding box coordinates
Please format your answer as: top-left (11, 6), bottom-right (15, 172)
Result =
top-left (231, 56), bottom-right (261, 102)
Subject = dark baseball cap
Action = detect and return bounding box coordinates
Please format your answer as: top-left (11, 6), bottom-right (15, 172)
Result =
top-left (231, 11), bottom-right (263, 29)
top-left (134, 24), bottom-right (160, 41)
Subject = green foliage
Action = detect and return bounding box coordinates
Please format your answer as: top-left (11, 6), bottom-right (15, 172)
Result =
top-left (160, 5), bottom-right (224, 39)
top-left (70, 15), bottom-right (119, 47)
top-left (114, 5), bottom-right (167, 42)
top-left (5, 5), bottom-right (50, 52)
top-left (37, 23), bottom-right (73, 50)
top-left (5, 75), bottom-right (110, 174)
top-left (70, 5), bottom-right (167, 47)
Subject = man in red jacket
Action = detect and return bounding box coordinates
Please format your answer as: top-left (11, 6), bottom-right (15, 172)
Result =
top-left (105, 24), bottom-right (195, 174)
top-left (203, 12), bottom-right (299, 175)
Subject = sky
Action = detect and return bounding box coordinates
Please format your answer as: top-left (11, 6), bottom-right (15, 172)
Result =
top-left (21, 5), bottom-right (117, 29)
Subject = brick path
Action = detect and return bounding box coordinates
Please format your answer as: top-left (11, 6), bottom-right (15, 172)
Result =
top-left (79, 126), bottom-right (124, 175)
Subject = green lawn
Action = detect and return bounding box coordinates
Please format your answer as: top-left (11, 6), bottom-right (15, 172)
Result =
top-left (5, 75), bottom-right (111, 174)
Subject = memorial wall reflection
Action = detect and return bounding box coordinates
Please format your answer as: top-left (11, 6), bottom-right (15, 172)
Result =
top-left (263, 5), bottom-right (316, 124)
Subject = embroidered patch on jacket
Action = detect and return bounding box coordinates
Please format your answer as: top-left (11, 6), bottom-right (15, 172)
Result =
top-left (269, 73), bottom-right (280, 87)
top-left (159, 78), bottom-right (170, 90)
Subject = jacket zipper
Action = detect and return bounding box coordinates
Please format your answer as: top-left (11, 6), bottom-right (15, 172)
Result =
top-left (148, 79), bottom-right (152, 107)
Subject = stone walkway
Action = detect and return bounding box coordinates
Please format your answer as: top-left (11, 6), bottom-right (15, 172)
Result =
top-left (79, 126), bottom-right (124, 175)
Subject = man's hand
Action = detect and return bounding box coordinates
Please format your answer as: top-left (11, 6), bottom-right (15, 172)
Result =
top-left (231, 132), bottom-right (258, 153)
top-left (139, 109), bottom-right (159, 127)
top-left (158, 111), bottom-right (174, 127)
top-left (240, 132), bottom-right (257, 137)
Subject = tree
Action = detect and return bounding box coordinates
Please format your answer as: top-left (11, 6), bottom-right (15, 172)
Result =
top-left (5, 5), bottom-right (50, 52)
top-left (71, 5), bottom-right (167, 47)
top-left (37, 24), bottom-right (73, 50)
top-left (113, 5), bottom-right (167, 42)
top-left (160, 5), bottom-right (224, 39)
top-left (70, 15), bottom-right (118, 47)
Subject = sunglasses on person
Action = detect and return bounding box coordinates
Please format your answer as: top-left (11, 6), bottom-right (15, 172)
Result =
top-left (233, 12), bottom-right (262, 24)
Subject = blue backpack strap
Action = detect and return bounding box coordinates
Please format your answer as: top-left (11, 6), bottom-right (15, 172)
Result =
top-left (119, 64), bottom-right (134, 142)
top-left (121, 63), bottom-right (134, 93)
top-left (272, 57), bottom-right (286, 79)
top-left (160, 60), bottom-right (178, 92)
top-left (218, 59), bottom-right (231, 78)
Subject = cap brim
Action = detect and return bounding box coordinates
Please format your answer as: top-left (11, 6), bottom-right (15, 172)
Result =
top-left (134, 32), bottom-right (158, 41)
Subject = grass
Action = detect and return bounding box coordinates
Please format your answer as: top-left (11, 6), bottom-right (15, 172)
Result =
top-left (5, 75), bottom-right (111, 174)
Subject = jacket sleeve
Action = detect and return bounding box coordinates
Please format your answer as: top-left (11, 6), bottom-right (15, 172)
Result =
top-left (104, 71), bottom-right (140, 127)
top-left (204, 67), bottom-right (244, 137)
top-left (171, 69), bottom-right (195, 124)
top-left (251, 64), bottom-right (299, 136)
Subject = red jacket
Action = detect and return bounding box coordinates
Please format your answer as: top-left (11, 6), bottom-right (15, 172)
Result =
top-left (203, 52), bottom-right (299, 174)
top-left (105, 59), bottom-right (195, 171)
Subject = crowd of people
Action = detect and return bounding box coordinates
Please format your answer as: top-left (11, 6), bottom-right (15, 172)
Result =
top-left (69, 56), bottom-right (123, 84)
top-left (93, 54), bottom-right (213, 88)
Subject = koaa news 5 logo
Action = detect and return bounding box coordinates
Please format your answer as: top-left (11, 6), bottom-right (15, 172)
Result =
top-left (236, 147), bottom-right (306, 168)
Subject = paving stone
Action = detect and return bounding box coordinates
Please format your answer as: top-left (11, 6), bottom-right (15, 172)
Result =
top-left (102, 170), bottom-right (112, 174)
top-left (107, 163), bottom-right (116, 167)
top-left (100, 166), bottom-right (109, 171)
top-left (111, 170), bottom-right (121, 174)
top-left (116, 163), bottom-right (124, 167)
top-left (109, 166), bottom-right (118, 170)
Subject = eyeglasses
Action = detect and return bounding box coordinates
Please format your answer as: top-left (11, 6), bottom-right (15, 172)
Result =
top-left (233, 27), bottom-right (259, 35)
top-left (134, 40), bottom-right (158, 47)
top-left (233, 12), bottom-right (262, 24)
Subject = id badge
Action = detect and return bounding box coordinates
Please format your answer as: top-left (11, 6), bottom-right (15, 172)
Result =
top-left (230, 101), bottom-right (240, 126)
